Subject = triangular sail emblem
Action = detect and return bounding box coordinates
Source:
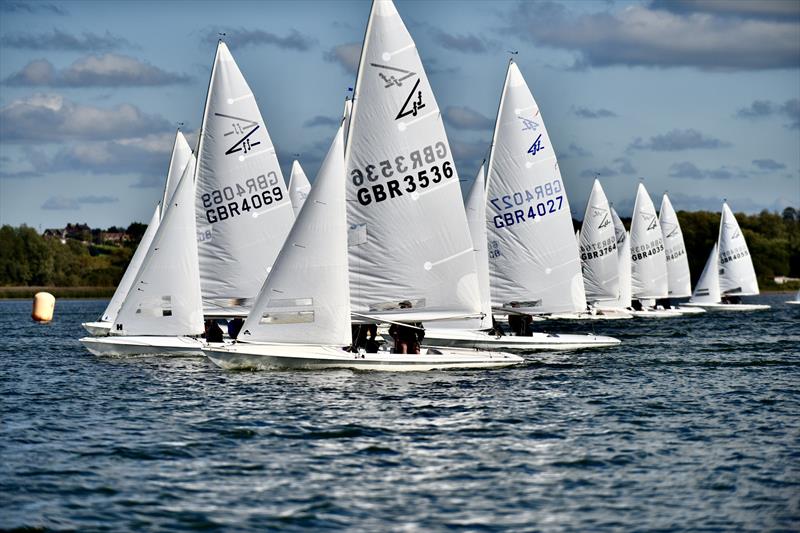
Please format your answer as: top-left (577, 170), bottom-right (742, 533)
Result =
top-left (396, 78), bottom-right (425, 120)
top-left (215, 113), bottom-right (261, 155)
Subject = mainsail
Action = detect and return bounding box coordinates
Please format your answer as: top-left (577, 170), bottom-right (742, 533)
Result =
top-left (240, 126), bottom-right (351, 346)
top-left (604, 207), bottom-right (631, 310)
top-left (345, 0), bottom-right (481, 322)
top-left (579, 179), bottom-right (618, 302)
top-left (287, 160), bottom-right (311, 217)
top-left (194, 41), bottom-right (294, 315)
top-left (161, 130), bottom-right (193, 220)
top-left (485, 60), bottom-right (584, 314)
top-left (113, 158), bottom-right (203, 336)
top-left (659, 194), bottom-right (691, 298)
top-left (629, 183), bottom-right (668, 299)
top-left (718, 202), bottom-right (759, 296)
top-left (690, 243), bottom-right (721, 304)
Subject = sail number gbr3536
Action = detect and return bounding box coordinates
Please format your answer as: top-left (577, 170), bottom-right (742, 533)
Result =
top-left (351, 142), bottom-right (453, 206)
top-left (490, 178), bottom-right (564, 228)
top-left (200, 172), bottom-right (284, 224)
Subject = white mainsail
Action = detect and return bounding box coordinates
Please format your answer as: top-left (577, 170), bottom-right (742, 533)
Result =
top-left (240, 126), bottom-right (350, 346)
top-left (194, 41), bottom-right (294, 315)
top-left (718, 202), bottom-right (759, 296)
top-left (659, 194), bottom-right (691, 298)
top-left (113, 158), bottom-right (203, 336)
top-left (342, 97), bottom-right (353, 146)
top-left (161, 130), bottom-right (193, 220)
top-left (287, 160), bottom-right (311, 218)
top-left (604, 207), bottom-right (631, 310)
top-left (345, 0), bottom-right (481, 322)
top-left (629, 183), bottom-right (668, 299)
top-left (690, 243), bottom-right (721, 304)
top-left (100, 205), bottom-right (160, 323)
top-left (579, 179), bottom-right (618, 302)
top-left (486, 60), bottom-right (584, 314)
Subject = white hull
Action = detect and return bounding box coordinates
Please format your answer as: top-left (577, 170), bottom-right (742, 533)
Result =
top-left (81, 321), bottom-right (111, 336)
top-left (421, 328), bottom-right (621, 351)
top-left (546, 310), bottom-right (633, 321)
top-left (671, 305), bottom-right (706, 314)
top-left (203, 343), bottom-right (523, 371)
top-left (630, 308), bottom-right (685, 318)
top-left (683, 302), bottom-right (771, 311)
top-left (786, 301), bottom-right (800, 306)
top-left (80, 335), bottom-right (206, 356)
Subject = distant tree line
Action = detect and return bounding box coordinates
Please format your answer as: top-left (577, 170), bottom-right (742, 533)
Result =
top-left (1, 208), bottom-right (798, 289)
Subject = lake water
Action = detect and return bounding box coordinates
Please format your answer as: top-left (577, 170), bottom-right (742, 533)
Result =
top-left (1, 297), bottom-right (798, 531)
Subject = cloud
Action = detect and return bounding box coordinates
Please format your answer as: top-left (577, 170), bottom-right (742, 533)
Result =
top-left (735, 98), bottom-right (800, 128)
top-left (0, 169), bottom-right (41, 180)
top-left (656, 191), bottom-right (786, 214)
top-left (0, 2), bottom-right (66, 15)
top-left (0, 94), bottom-right (172, 142)
top-left (430, 29), bottom-right (498, 54)
top-left (4, 54), bottom-right (191, 87)
top-left (500, 1), bottom-right (800, 70)
top-left (323, 42), bottom-right (361, 74)
top-left (204, 28), bottom-right (315, 51)
top-left (628, 129), bottom-right (731, 151)
top-left (578, 156), bottom-right (636, 177)
top-left (668, 161), bottom-right (747, 179)
top-left (735, 99), bottom-right (776, 118)
top-left (580, 166), bottom-right (617, 178)
top-left (303, 115), bottom-right (339, 128)
top-left (612, 157), bottom-right (636, 174)
top-left (443, 106), bottom-right (494, 130)
top-left (41, 195), bottom-right (119, 211)
top-left (450, 139), bottom-right (490, 176)
top-left (650, 0), bottom-right (800, 21)
top-left (0, 29), bottom-right (133, 51)
top-left (559, 142), bottom-right (592, 159)
top-left (572, 106), bottom-right (618, 119)
top-left (752, 158), bottom-right (786, 170)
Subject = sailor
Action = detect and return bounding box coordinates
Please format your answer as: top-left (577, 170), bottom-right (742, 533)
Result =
top-left (389, 301), bottom-right (424, 354)
top-left (507, 302), bottom-right (532, 337)
top-left (204, 320), bottom-right (224, 343)
top-left (227, 318), bottom-right (244, 339)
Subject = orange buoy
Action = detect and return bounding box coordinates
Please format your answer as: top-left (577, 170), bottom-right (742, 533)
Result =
top-left (32, 292), bottom-right (55, 323)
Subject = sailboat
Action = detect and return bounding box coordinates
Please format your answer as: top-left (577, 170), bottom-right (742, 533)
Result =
top-left (204, 126), bottom-right (521, 370)
top-left (82, 130), bottom-right (193, 336)
top-left (786, 289), bottom-right (800, 305)
top-left (597, 206), bottom-right (633, 313)
top-left (574, 179), bottom-right (631, 319)
top-left (81, 157), bottom-right (206, 355)
top-left (686, 202), bottom-right (770, 311)
top-left (195, 40), bottom-right (294, 319)
top-left (485, 60), bottom-right (587, 321)
top-left (287, 160), bottom-right (311, 217)
top-left (423, 165), bottom-right (620, 350)
top-left (658, 194), bottom-right (704, 314)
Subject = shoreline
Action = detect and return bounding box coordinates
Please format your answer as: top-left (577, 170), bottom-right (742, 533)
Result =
top-left (0, 287), bottom-right (116, 299)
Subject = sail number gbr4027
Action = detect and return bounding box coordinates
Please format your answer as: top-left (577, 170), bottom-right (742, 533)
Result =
top-left (351, 141), bottom-right (454, 206)
top-left (489, 178), bottom-right (564, 228)
top-left (200, 171), bottom-right (284, 224)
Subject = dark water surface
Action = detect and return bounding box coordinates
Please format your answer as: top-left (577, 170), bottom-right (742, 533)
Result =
top-left (1, 297), bottom-right (798, 531)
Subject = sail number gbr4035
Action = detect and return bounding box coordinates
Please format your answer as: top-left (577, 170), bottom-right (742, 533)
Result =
top-left (200, 171), bottom-right (284, 224)
top-left (489, 178), bottom-right (564, 228)
top-left (351, 142), bottom-right (454, 206)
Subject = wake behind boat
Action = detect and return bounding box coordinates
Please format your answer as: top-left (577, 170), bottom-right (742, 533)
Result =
top-left (421, 327), bottom-right (620, 351)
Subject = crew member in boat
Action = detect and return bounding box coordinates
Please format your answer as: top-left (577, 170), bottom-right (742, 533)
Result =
top-left (507, 302), bottom-right (532, 336)
top-left (721, 295), bottom-right (742, 305)
top-left (389, 301), bottom-right (424, 354)
top-left (204, 320), bottom-right (224, 343)
top-left (350, 323), bottom-right (380, 353)
top-left (227, 318), bottom-right (244, 339)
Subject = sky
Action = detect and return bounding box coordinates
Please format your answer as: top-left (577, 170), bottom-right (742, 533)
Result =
top-left (0, 0), bottom-right (798, 230)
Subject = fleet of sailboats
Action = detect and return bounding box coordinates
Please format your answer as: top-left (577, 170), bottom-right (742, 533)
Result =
top-left (79, 0), bottom-right (778, 369)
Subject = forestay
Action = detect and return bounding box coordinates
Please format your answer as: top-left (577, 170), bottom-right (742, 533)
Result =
top-left (113, 158), bottom-right (203, 336)
top-left (718, 202), bottom-right (759, 296)
top-left (195, 41), bottom-right (294, 315)
top-left (100, 205), bottom-right (160, 323)
top-left (345, 0), bottom-right (480, 322)
top-left (690, 244), bottom-right (721, 303)
top-left (240, 126), bottom-right (350, 346)
top-left (287, 160), bottom-right (311, 218)
top-left (161, 130), bottom-right (193, 220)
top-left (486, 60), bottom-right (584, 314)
top-left (629, 183), bottom-right (668, 299)
top-left (580, 179), bottom-right (618, 302)
top-left (659, 194), bottom-right (691, 298)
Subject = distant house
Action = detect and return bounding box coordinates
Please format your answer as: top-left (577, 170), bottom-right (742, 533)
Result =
top-left (102, 232), bottom-right (127, 244)
top-left (774, 276), bottom-right (800, 285)
top-left (43, 228), bottom-right (67, 244)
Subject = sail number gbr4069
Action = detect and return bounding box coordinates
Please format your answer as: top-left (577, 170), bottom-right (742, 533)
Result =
top-left (489, 178), bottom-right (564, 228)
top-left (200, 171), bottom-right (284, 224)
top-left (351, 141), bottom-right (454, 206)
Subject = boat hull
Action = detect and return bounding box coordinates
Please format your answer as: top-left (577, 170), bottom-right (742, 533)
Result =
top-left (80, 335), bottom-right (205, 356)
top-left (420, 329), bottom-right (621, 351)
top-left (203, 343), bottom-right (523, 371)
top-left (683, 302), bottom-right (771, 311)
top-left (630, 309), bottom-right (685, 318)
top-left (546, 310), bottom-right (633, 321)
top-left (785, 301), bottom-right (800, 306)
top-left (81, 321), bottom-right (111, 336)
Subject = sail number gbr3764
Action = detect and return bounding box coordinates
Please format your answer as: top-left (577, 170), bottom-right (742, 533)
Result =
top-left (351, 141), bottom-right (454, 206)
top-left (489, 178), bottom-right (564, 228)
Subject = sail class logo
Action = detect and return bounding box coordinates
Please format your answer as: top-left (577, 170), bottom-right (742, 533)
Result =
top-left (370, 63), bottom-right (416, 88)
top-left (396, 78), bottom-right (425, 120)
top-left (641, 211), bottom-right (658, 231)
top-left (725, 222), bottom-right (741, 239)
top-left (215, 113), bottom-right (261, 156)
top-left (519, 117), bottom-right (539, 131)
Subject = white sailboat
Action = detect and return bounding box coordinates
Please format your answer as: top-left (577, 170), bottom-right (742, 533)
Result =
top-left (598, 207), bottom-right (633, 314)
top-left (486, 60), bottom-right (587, 319)
top-left (287, 160), bottom-right (311, 217)
top-left (658, 194), bottom-right (705, 314)
top-left (423, 166), bottom-right (620, 349)
top-left (628, 183), bottom-right (682, 317)
top-left (686, 202), bottom-right (769, 311)
top-left (81, 157), bottom-right (206, 355)
top-left (194, 40), bottom-right (294, 318)
top-left (82, 130), bottom-right (193, 336)
top-left (786, 289), bottom-right (800, 305)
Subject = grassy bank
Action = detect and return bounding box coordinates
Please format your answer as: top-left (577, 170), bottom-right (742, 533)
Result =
top-left (0, 286), bottom-right (114, 299)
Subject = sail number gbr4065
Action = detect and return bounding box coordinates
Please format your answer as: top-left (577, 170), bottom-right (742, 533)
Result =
top-left (200, 171), bottom-right (284, 224)
top-left (489, 178), bottom-right (564, 228)
top-left (351, 141), bottom-right (454, 206)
